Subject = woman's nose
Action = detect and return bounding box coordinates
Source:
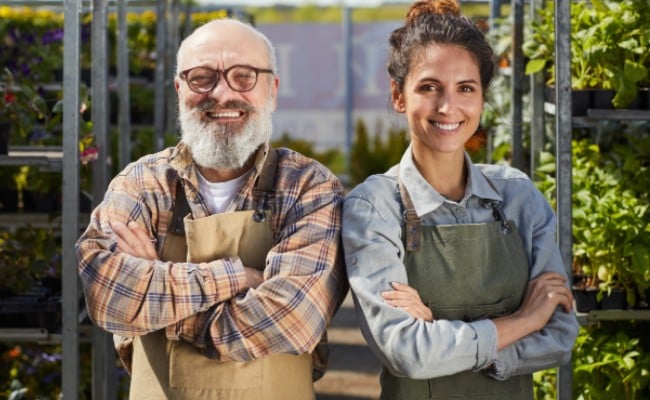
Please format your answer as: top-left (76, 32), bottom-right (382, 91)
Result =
top-left (436, 93), bottom-right (453, 114)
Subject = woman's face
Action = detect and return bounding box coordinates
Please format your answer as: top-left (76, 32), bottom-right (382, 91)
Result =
top-left (392, 44), bottom-right (483, 158)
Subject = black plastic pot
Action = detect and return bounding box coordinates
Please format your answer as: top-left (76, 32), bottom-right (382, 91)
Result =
top-left (573, 287), bottom-right (599, 313)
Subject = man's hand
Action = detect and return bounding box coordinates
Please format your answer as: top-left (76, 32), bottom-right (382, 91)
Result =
top-left (244, 267), bottom-right (264, 288)
top-left (110, 221), bottom-right (158, 260)
top-left (382, 281), bottom-right (434, 322)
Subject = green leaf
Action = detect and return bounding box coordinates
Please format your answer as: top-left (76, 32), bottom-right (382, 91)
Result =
top-left (525, 59), bottom-right (547, 75)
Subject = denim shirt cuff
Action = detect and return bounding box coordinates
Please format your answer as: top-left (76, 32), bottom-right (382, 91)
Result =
top-left (489, 344), bottom-right (518, 380)
top-left (470, 319), bottom-right (498, 371)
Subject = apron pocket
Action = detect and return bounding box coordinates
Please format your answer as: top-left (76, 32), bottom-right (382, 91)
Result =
top-left (169, 340), bottom-right (262, 390)
top-left (430, 296), bottom-right (518, 321)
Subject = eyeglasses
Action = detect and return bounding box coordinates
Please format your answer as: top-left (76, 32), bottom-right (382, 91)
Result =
top-left (179, 65), bottom-right (274, 94)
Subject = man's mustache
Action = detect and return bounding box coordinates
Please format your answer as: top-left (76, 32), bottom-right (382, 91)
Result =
top-left (196, 98), bottom-right (255, 113)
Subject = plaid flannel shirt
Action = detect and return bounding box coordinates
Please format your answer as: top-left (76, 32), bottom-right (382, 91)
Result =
top-left (76, 142), bottom-right (347, 378)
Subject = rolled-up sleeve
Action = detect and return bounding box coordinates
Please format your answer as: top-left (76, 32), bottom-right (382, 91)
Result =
top-left (488, 186), bottom-right (579, 380)
top-left (77, 170), bottom-right (248, 337)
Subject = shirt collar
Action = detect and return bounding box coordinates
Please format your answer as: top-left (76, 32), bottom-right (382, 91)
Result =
top-left (398, 145), bottom-right (502, 217)
top-left (170, 141), bottom-right (269, 189)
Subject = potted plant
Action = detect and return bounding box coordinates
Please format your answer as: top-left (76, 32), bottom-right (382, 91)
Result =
top-left (535, 138), bottom-right (649, 311)
top-left (523, 0), bottom-right (650, 112)
top-left (0, 225), bottom-right (60, 298)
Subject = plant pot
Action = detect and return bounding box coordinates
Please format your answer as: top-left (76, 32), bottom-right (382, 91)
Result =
top-left (633, 288), bottom-right (650, 310)
top-left (0, 190), bottom-right (19, 213)
top-left (544, 86), bottom-right (590, 116)
top-left (600, 289), bottom-right (628, 310)
top-left (573, 287), bottom-right (599, 313)
top-left (639, 87), bottom-right (650, 110)
top-left (0, 121), bottom-right (9, 155)
top-left (590, 90), bottom-right (616, 109)
top-left (23, 190), bottom-right (61, 213)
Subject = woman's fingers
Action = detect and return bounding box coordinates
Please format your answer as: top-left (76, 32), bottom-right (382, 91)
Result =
top-left (382, 282), bottom-right (434, 322)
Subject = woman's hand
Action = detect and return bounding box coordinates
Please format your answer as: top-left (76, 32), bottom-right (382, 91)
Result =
top-left (110, 220), bottom-right (158, 260)
top-left (382, 282), bottom-right (434, 322)
top-left (515, 272), bottom-right (574, 330)
top-left (494, 272), bottom-right (574, 350)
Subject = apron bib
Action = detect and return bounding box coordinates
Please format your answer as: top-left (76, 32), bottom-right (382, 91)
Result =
top-left (380, 183), bottom-right (533, 400)
top-left (130, 150), bottom-right (314, 400)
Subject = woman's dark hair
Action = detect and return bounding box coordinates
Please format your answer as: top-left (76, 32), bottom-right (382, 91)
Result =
top-left (388, 0), bottom-right (495, 94)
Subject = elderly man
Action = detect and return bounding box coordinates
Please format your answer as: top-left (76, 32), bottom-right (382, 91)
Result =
top-left (76, 18), bottom-right (347, 400)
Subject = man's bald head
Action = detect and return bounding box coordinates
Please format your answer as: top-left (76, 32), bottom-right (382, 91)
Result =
top-left (176, 19), bottom-right (277, 77)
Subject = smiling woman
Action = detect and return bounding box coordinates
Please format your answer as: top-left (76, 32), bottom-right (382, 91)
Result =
top-left (341, 1), bottom-right (579, 399)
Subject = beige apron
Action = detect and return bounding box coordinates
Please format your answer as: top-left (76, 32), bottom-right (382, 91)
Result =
top-left (129, 150), bottom-right (314, 400)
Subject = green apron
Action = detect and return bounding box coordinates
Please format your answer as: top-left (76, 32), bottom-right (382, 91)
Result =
top-left (129, 149), bottom-right (314, 400)
top-left (380, 181), bottom-right (532, 400)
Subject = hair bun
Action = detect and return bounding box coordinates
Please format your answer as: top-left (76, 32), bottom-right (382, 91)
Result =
top-left (406, 0), bottom-right (461, 23)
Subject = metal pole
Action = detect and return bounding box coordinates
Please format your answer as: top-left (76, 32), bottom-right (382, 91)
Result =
top-left (166, 0), bottom-right (180, 140)
top-left (529, 0), bottom-right (546, 177)
top-left (487, 0), bottom-right (501, 163)
top-left (117, 0), bottom-right (132, 169)
top-left (62, 0), bottom-right (81, 398)
top-left (91, 1), bottom-right (117, 397)
top-left (555, 0), bottom-right (573, 398)
top-left (510, 0), bottom-right (525, 172)
top-left (342, 2), bottom-right (353, 185)
top-left (154, 0), bottom-right (168, 151)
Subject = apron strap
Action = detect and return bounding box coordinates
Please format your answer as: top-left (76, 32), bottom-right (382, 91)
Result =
top-left (252, 147), bottom-right (278, 222)
top-left (169, 180), bottom-right (191, 235)
top-left (398, 179), bottom-right (421, 252)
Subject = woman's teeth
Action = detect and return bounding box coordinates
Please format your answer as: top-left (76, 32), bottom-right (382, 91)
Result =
top-left (433, 122), bottom-right (460, 131)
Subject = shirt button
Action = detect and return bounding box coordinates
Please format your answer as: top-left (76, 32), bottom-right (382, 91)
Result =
top-left (451, 206), bottom-right (466, 217)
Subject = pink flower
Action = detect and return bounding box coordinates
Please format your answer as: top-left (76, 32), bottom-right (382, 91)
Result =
top-left (80, 147), bottom-right (98, 165)
top-left (3, 92), bottom-right (16, 104)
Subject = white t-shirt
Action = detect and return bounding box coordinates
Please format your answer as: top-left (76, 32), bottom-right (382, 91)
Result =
top-left (196, 170), bottom-right (251, 214)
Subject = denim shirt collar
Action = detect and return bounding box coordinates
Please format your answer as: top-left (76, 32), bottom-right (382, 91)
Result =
top-left (393, 145), bottom-right (503, 217)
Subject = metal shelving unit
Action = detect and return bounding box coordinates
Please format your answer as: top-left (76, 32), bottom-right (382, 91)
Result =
top-left (526, 0), bottom-right (650, 398)
top-left (0, 2), bottom-right (187, 398)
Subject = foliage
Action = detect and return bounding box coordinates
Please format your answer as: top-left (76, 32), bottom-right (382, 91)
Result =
top-left (533, 367), bottom-right (556, 400)
top-left (535, 138), bottom-right (650, 304)
top-left (0, 226), bottom-right (60, 295)
top-left (0, 68), bottom-right (60, 146)
top-left (349, 119), bottom-right (409, 186)
top-left (523, 0), bottom-right (650, 108)
top-left (0, 342), bottom-right (128, 400)
top-left (244, 3), bottom-right (491, 23)
top-left (533, 324), bottom-right (650, 399)
top-left (573, 324), bottom-right (650, 399)
top-left (271, 132), bottom-right (344, 176)
top-left (0, 7), bottom-right (64, 84)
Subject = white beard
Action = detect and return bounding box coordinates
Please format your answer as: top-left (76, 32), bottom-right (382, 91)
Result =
top-left (179, 98), bottom-right (273, 170)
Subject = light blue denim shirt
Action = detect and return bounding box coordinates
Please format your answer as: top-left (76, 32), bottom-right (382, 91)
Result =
top-left (342, 145), bottom-right (579, 380)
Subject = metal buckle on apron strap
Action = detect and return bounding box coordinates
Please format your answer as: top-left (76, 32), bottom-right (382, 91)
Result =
top-left (480, 199), bottom-right (512, 234)
top-left (252, 190), bottom-right (274, 222)
top-left (403, 208), bottom-right (421, 252)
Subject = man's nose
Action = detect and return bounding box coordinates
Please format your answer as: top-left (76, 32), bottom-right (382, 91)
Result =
top-left (207, 76), bottom-right (236, 98)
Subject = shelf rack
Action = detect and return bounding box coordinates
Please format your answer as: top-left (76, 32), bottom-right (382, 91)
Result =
top-left (525, 0), bottom-right (649, 398)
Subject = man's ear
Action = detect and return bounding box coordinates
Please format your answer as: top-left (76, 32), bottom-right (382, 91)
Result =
top-left (270, 75), bottom-right (280, 111)
top-left (174, 77), bottom-right (180, 93)
top-left (391, 80), bottom-right (405, 113)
